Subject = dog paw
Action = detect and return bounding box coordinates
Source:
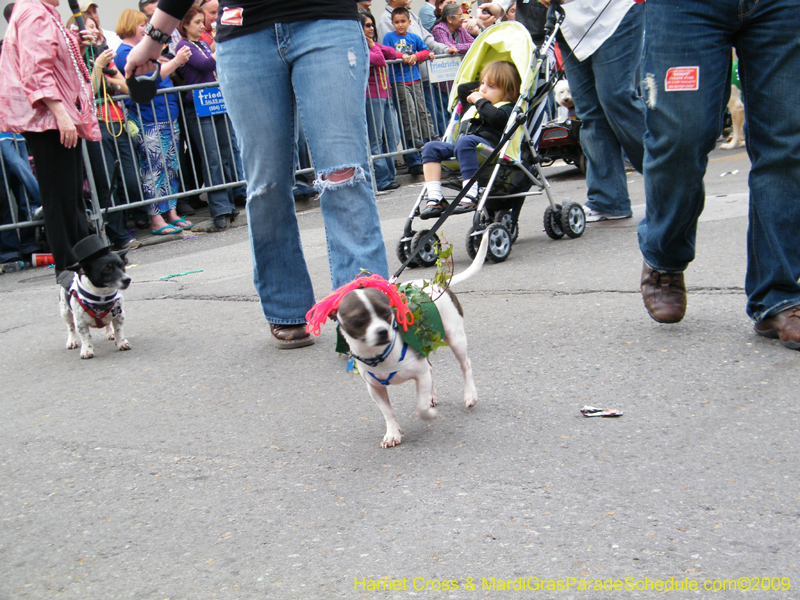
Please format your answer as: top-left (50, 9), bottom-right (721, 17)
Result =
top-left (117, 339), bottom-right (131, 351)
top-left (107, 331), bottom-right (116, 341)
top-left (416, 406), bottom-right (437, 421)
top-left (80, 350), bottom-right (94, 359)
top-left (66, 340), bottom-right (79, 350)
top-left (464, 394), bottom-right (478, 408)
top-left (381, 432), bottom-right (402, 448)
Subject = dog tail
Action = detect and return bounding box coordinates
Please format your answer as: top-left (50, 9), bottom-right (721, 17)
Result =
top-left (450, 224), bottom-right (496, 287)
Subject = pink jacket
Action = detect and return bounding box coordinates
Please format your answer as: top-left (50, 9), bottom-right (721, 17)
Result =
top-left (367, 43), bottom-right (399, 100)
top-left (0, 0), bottom-right (100, 141)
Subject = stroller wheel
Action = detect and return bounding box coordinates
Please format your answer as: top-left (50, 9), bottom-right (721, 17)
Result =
top-left (410, 230), bottom-right (441, 268)
top-left (494, 210), bottom-right (519, 244)
top-left (485, 223), bottom-right (512, 263)
top-left (396, 233), bottom-right (420, 268)
top-left (561, 202), bottom-right (586, 239)
top-left (543, 204), bottom-right (565, 240)
top-left (465, 226), bottom-right (483, 261)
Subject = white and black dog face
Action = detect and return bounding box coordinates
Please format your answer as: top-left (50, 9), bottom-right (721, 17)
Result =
top-left (337, 288), bottom-right (395, 349)
top-left (79, 249), bottom-right (131, 291)
top-left (554, 79), bottom-right (574, 109)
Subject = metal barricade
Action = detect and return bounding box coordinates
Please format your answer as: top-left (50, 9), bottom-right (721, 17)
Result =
top-left (365, 54), bottom-right (455, 184)
top-left (1, 60), bottom-right (456, 251)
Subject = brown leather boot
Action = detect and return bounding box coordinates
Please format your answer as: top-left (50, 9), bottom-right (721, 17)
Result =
top-left (269, 323), bottom-right (315, 349)
top-left (641, 262), bottom-right (686, 323)
top-left (754, 305), bottom-right (800, 349)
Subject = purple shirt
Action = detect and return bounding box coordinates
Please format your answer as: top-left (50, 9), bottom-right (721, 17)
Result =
top-left (175, 39), bottom-right (217, 102)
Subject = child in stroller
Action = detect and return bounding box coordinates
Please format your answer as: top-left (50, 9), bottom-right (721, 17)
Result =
top-left (419, 60), bottom-right (522, 218)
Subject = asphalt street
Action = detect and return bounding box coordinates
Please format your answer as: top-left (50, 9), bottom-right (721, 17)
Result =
top-left (1, 146), bottom-right (797, 600)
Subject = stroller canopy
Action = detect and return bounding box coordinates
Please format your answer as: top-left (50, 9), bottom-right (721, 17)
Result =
top-left (448, 21), bottom-right (535, 111)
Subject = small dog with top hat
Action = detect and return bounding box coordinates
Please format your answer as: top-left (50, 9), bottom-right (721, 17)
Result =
top-left (59, 235), bottom-right (131, 359)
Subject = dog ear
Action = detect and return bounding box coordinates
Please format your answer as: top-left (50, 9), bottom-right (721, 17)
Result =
top-left (115, 248), bottom-right (130, 265)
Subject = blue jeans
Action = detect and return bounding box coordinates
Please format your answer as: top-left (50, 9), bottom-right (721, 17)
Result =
top-left (0, 138), bottom-right (40, 206)
top-left (217, 20), bottom-right (389, 325)
top-left (0, 145), bottom-right (41, 261)
top-left (637, 0), bottom-right (800, 322)
top-left (422, 135), bottom-right (492, 181)
top-left (562, 2), bottom-right (646, 216)
top-left (367, 97), bottom-right (397, 190)
top-left (184, 103), bottom-right (238, 218)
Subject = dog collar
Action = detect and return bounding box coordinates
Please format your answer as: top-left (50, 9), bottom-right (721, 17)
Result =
top-left (350, 322), bottom-right (399, 368)
top-left (367, 342), bottom-right (410, 386)
top-left (70, 279), bottom-right (120, 328)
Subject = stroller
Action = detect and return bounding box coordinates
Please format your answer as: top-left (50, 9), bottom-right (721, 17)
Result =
top-left (396, 13), bottom-right (585, 269)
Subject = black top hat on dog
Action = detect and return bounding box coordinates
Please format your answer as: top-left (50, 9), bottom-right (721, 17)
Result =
top-left (68, 235), bottom-right (112, 268)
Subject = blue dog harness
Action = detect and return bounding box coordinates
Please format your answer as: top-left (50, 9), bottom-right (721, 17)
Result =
top-left (366, 343), bottom-right (409, 386)
top-left (350, 325), bottom-right (414, 386)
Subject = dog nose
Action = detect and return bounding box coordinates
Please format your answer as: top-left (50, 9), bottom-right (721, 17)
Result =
top-left (375, 327), bottom-right (389, 345)
top-left (121, 276), bottom-right (131, 289)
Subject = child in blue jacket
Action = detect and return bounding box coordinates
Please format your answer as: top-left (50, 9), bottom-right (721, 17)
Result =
top-left (383, 7), bottom-right (435, 149)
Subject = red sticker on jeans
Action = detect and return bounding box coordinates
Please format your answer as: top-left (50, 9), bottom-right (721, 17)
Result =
top-left (665, 67), bottom-right (699, 91)
top-left (221, 7), bottom-right (243, 26)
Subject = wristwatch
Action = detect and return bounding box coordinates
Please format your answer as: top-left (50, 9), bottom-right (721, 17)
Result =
top-left (143, 22), bottom-right (171, 45)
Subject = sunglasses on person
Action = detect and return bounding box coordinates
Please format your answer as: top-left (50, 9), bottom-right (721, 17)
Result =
top-left (481, 7), bottom-right (495, 16)
top-left (364, 22), bottom-right (375, 28)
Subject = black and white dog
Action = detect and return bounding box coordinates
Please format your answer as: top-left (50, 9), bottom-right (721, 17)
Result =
top-left (59, 235), bottom-right (131, 359)
top-left (336, 228), bottom-right (493, 448)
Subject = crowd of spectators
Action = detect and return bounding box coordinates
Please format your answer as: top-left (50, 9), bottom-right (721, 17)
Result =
top-left (0, 0), bottom-right (247, 265)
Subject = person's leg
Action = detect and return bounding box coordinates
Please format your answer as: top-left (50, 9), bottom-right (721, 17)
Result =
top-left (736, 0), bottom-right (800, 328)
top-left (106, 124), bottom-right (148, 227)
top-left (390, 90), bottom-right (422, 170)
top-left (0, 167), bottom-right (23, 262)
top-left (421, 80), bottom-right (443, 138)
top-left (589, 2), bottom-right (646, 175)
top-left (289, 20), bottom-right (390, 288)
top-left (0, 139), bottom-right (40, 255)
top-left (137, 122), bottom-right (182, 233)
top-left (380, 98), bottom-right (398, 183)
top-left (563, 5), bottom-right (644, 218)
top-left (23, 131), bottom-right (88, 275)
top-left (0, 138), bottom-right (40, 205)
top-left (217, 24), bottom-right (319, 325)
top-left (86, 137), bottom-right (128, 247)
top-left (397, 83), bottom-right (422, 147)
top-left (416, 81), bottom-right (436, 142)
top-left (368, 97), bottom-right (393, 190)
top-left (419, 140), bottom-right (454, 217)
top-left (211, 113), bottom-right (240, 207)
top-left (637, 0), bottom-right (734, 322)
top-left (184, 103), bottom-right (234, 219)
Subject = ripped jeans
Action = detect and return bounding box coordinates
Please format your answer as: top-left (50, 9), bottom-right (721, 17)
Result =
top-left (217, 20), bottom-right (389, 325)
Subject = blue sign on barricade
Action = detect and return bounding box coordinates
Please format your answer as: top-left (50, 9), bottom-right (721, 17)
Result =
top-left (193, 87), bottom-right (227, 117)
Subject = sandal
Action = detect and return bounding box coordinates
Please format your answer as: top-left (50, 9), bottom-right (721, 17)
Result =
top-left (420, 198), bottom-right (449, 219)
top-left (151, 225), bottom-right (181, 236)
top-left (169, 218), bottom-right (193, 230)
